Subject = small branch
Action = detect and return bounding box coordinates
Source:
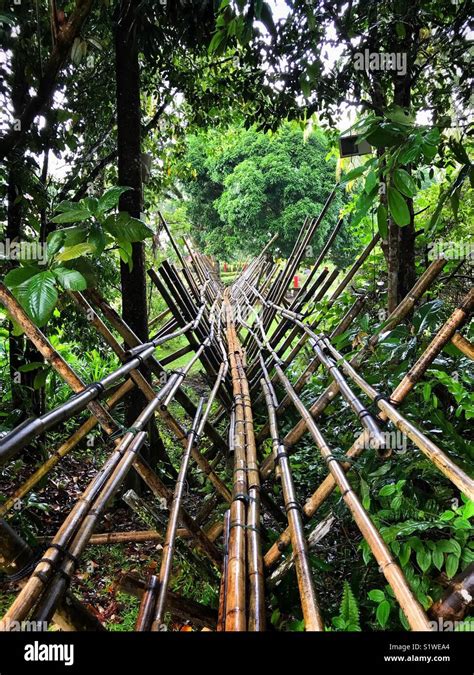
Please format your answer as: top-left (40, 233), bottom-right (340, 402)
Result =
top-left (0, 0), bottom-right (95, 162)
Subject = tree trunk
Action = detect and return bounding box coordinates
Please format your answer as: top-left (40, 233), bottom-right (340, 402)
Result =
top-left (115, 0), bottom-right (169, 485)
top-left (5, 34), bottom-right (29, 412)
top-left (398, 200), bottom-right (416, 302)
top-left (387, 13), bottom-right (417, 311)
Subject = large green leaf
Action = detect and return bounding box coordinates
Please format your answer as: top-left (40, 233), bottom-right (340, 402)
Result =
top-left (34, 368), bottom-right (49, 390)
top-left (398, 136), bottom-right (422, 164)
top-left (24, 271), bottom-right (58, 327)
top-left (341, 165), bottom-right (368, 183)
top-left (416, 548), bottom-right (432, 573)
top-left (208, 29), bottom-right (226, 55)
top-left (18, 361), bottom-right (44, 372)
top-left (88, 226), bottom-right (107, 255)
top-left (393, 169), bottom-right (417, 197)
top-left (432, 547), bottom-right (444, 571)
top-left (103, 212), bottom-right (153, 242)
top-left (376, 600), bottom-right (391, 628)
top-left (97, 186), bottom-right (132, 214)
top-left (351, 187), bottom-right (377, 226)
top-left (379, 483), bottom-right (396, 497)
top-left (83, 197), bottom-right (99, 215)
top-left (53, 267), bottom-right (87, 291)
top-left (47, 230), bottom-right (66, 257)
top-left (51, 209), bottom-right (92, 224)
top-left (436, 539), bottom-right (461, 555)
top-left (445, 554), bottom-right (460, 579)
top-left (54, 200), bottom-right (87, 213)
top-left (368, 589), bottom-right (385, 603)
top-left (55, 243), bottom-right (96, 262)
top-left (0, 12), bottom-right (15, 25)
top-left (421, 142), bottom-right (437, 161)
top-left (4, 266), bottom-right (40, 288)
top-left (386, 105), bottom-right (414, 127)
top-left (429, 164), bottom-right (470, 231)
top-left (64, 258), bottom-right (98, 287)
top-left (365, 169), bottom-right (377, 193)
top-left (399, 543), bottom-right (411, 566)
top-left (388, 186), bottom-right (410, 226)
top-left (365, 125), bottom-right (400, 149)
top-left (60, 226), bottom-right (89, 247)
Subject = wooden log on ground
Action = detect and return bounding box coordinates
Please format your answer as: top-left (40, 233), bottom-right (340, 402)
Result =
top-left (117, 571), bottom-right (217, 630)
top-left (429, 563), bottom-right (474, 622)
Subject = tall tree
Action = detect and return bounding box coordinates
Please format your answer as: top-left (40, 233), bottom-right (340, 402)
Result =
top-left (114, 0), bottom-right (170, 480)
top-left (115, 0), bottom-right (147, 343)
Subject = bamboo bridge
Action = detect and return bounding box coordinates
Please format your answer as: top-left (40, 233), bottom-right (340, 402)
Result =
top-left (0, 190), bottom-right (473, 632)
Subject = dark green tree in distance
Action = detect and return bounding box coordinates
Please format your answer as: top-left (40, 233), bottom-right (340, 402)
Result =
top-left (178, 122), bottom-right (355, 263)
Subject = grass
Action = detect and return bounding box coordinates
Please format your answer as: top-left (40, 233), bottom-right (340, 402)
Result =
top-left (155, 335), bottom-right (203, 373)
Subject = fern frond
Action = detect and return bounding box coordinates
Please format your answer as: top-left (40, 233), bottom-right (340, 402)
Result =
top-left (340, 581), bottom-right (361, 630)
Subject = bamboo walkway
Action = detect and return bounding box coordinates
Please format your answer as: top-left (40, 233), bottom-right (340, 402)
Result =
top-left (0, 194), bottom-right (473, 632)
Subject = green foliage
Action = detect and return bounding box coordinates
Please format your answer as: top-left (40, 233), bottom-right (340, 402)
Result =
top-left (177, 121), bottom-right (356, 261)
top-left (332, 582), bottom-right (361, 631)
top-left (340, 111), bottom-right (472, 239)
top-left (3, 185), bottom-right (152, 328)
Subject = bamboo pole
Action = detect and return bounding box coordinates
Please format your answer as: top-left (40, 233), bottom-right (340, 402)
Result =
top-left (151, 400), bottom-right (205, 630)
top-left (261, 376), bottom-right (323, 631)
top-left (0, 379), bottom-right (134, 519)
top-left (0, 521), bottom-right (105, 632)
top-left (217, 510), bottom-right (230, 632)
top-left (118, 571), bottom-right (217, 630)
top-left (451, 331), bottom-right (474, 359)
top-left (136, 575), bottom-right (159, 631)
top-left (0, 283), bottom-right (118, 437)
top-left (132, 457), bottom-right (223, 567)
top-left (429, 563), bottom-right (474, 622)
top-left (322, 336), bottom-right (474, 499)
top-left (256, 294), bottom-right (366, 443)
top-left (84, 287), bottom-right (230, 454)
top-left (74, 290), bottom-right (233, 505)
top-left (1, 282), bottom-right (222, 586)
top-left (223, 298), bottom-right (248, 631)
top-left (1, 374), bottom-right (180, 626)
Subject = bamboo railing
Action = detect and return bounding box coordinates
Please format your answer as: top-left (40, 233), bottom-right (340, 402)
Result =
top-left (0, 192), bottom-right (472, 633)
